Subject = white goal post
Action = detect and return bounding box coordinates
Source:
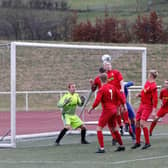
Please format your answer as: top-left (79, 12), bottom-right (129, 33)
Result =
top-left (1, 41), bottom-right (147, 148)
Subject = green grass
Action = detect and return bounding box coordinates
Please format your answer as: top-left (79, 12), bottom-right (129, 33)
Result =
top-left (1, 0), bottom-right (168, 24)
top-left (0, 125), bottom-right (168, 168)
top-left (68, 0), bottom-right (168, 23)
top-left (69, 0), bottom-right (144, 10)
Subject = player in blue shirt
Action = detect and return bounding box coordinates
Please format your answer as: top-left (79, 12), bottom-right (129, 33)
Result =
top-left (124, 81), bottom-right (136, 137)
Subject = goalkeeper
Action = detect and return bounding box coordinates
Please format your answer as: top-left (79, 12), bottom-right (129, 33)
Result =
top-left (55, 83), bottom-right (89, 145)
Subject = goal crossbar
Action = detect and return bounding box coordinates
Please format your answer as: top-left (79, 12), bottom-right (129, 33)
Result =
top-left (12, 41), bottom-right (146, 51)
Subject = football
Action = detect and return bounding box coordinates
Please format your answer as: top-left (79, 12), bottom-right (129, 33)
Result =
top-left (101, 54), bottom-right (112, 62)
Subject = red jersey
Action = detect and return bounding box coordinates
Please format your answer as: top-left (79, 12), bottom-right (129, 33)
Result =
top-left (106, 69), bottom-right (123, 90)
top-left (140, 81), bottom-right (158, 108)
top-left (92, 83), bottom-right (126, 111)
top-left (160, 88), bottom-right (168, 107)
top-left (91, 76), bottom-right (102, 92)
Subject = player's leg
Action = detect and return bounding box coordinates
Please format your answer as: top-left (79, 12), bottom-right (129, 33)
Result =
top-left (140, 107), bottom-right (153, 149)
top-left (55, 114), bottom-right (71, 145)
top-left (55, 127), bottom-right (69, 145)
top-left (130, 119), bottom-right (136, 135)
top-left (71, 115), bottom-right (89, 144)
top-left (131, 120), bottom-right (141, 149)
top-left (120, 104), bottom-right (134, 139)
top-left (127, 102), bottom-right (136, 140)
top-left (108, 114), bottom-right (125, 152)
top-left (123, 111), bottom-right (129, 132)
top-left (127, 102), bottom-right (136, 135)
top-left (123, 111), bottom-right (134, 136)
top-left (149, 117), bottom-right (159, 136)
top-left (113, 131), bottom-right (125, 152)
top-left (96, 126), bottom-right (106, 153)
top-left (119, 93), bottom-right (131, 133)
top-left (107, 112), bottom-right (118, 146)
top-left (116, 108), bottom-right (123, 135)
top-left (131, 105), bottom-right (143, 149)
top-left (107, 124), bottom-right (117, 146)
top-left (112, 126), bottom-right (125, 152)
top-left (96, 113), bottom-right (109, 153)
top-left (141, 120), bottom-right (151, 149)
top-left (79, 125), bottom-right (90, 144)
top-left (149, 107), bottom-right (166, 136)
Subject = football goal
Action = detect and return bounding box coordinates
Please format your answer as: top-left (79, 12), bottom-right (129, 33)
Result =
top-left (0, 41), bottom-right (147, 148)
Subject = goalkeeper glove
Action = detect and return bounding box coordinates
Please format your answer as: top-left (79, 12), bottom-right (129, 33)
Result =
top-left (80, 95), bottom-right (86, 106)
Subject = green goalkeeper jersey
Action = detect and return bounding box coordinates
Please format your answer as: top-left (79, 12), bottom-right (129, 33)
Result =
top-left (57, 92), bottom-right (82, 115)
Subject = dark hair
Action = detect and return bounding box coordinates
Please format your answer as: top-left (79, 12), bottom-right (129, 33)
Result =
top-left (99, 73), bottom-right (107, 83)
top-left (99, 67), bottom-right (106, 73)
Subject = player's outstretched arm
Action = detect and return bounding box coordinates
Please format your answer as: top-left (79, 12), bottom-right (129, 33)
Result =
top-left (88, 107), bottom-right (94, 114)
top-left (79, 90), bottom-right (93, 117)
top-left (78, 95), bottom-right (86, 107)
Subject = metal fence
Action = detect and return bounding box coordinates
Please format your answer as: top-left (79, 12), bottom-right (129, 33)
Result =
top-left (0, 85), bottom-right (161, 111)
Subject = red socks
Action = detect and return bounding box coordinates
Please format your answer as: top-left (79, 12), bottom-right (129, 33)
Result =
top-left (123, 111), bottom-right (129, 124)
top-left (112, 132), bottom-right (116, 140)
top-left (135, 127), bottom-right (150, 144)
top-left (108, 125), bottom-right (116, 140)
top-left (97, 131), bottom-right (104, 148)
top-left (143, 127), bottom-right (150, 144)
top-left (136, 127), bottom-right (141, 144)
top-left (116, 115), bottom-right (122, 127)
top-left (149, 121), bottom-right (157, 135)
top-left (114, 131), bottom-right (123, 145)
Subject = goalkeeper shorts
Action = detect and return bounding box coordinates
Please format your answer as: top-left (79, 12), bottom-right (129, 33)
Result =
top-left (62, 114), bottom-right (83, 129)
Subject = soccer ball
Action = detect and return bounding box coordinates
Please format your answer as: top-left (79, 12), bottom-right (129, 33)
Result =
top-left (101, 54), bottom-right (112, 62)
top-left (47, 31), bottom-right (52, 37)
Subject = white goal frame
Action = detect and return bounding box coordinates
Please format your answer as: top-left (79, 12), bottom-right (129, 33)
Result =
top-left (1, 41), bottom-right (147, 148)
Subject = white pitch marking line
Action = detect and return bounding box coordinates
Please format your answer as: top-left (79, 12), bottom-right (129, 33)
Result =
top-left (110, 155), bottom-right (168, 165)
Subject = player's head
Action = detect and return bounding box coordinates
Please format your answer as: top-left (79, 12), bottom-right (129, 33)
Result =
top-left (164, 80), bottom-right (168, 89)
top-left (103, 61), bottom-right (112, 71)
top-left (99, 73), bottom-right (107, 84)
top-left (68, 83), bottom-right (76, 94)
top-left (148, 69), bottom-right (158, 79)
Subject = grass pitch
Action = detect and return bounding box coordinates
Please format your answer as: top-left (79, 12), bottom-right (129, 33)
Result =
top-left (0, 125), bottom-right (168, 168)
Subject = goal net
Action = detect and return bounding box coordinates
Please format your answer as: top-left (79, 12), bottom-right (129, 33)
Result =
top-left (0, 42), bottom-right (147, 148)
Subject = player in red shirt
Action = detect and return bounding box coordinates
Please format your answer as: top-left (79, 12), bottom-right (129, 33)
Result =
top-left (90, 66), bottom-right (122, 145)
top-left (90, 67), bottom-right (106, 92)
top-left (88, 73), bottom-right (126, 153)
top-left (103, 61), bottom-right (134, 139)
top-left (149, 80), bottom-right (168, 136)
top-left (131, 70), bottom-right (158, 150)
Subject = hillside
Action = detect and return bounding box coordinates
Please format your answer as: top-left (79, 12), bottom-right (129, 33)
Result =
top-left (0, 1), bottom-right (168, 41)
top-left (0, 0), bottom-right (168, 24)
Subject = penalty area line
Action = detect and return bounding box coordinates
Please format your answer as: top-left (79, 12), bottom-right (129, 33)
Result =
top-left (111, 155), bottom-right (168, 165)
